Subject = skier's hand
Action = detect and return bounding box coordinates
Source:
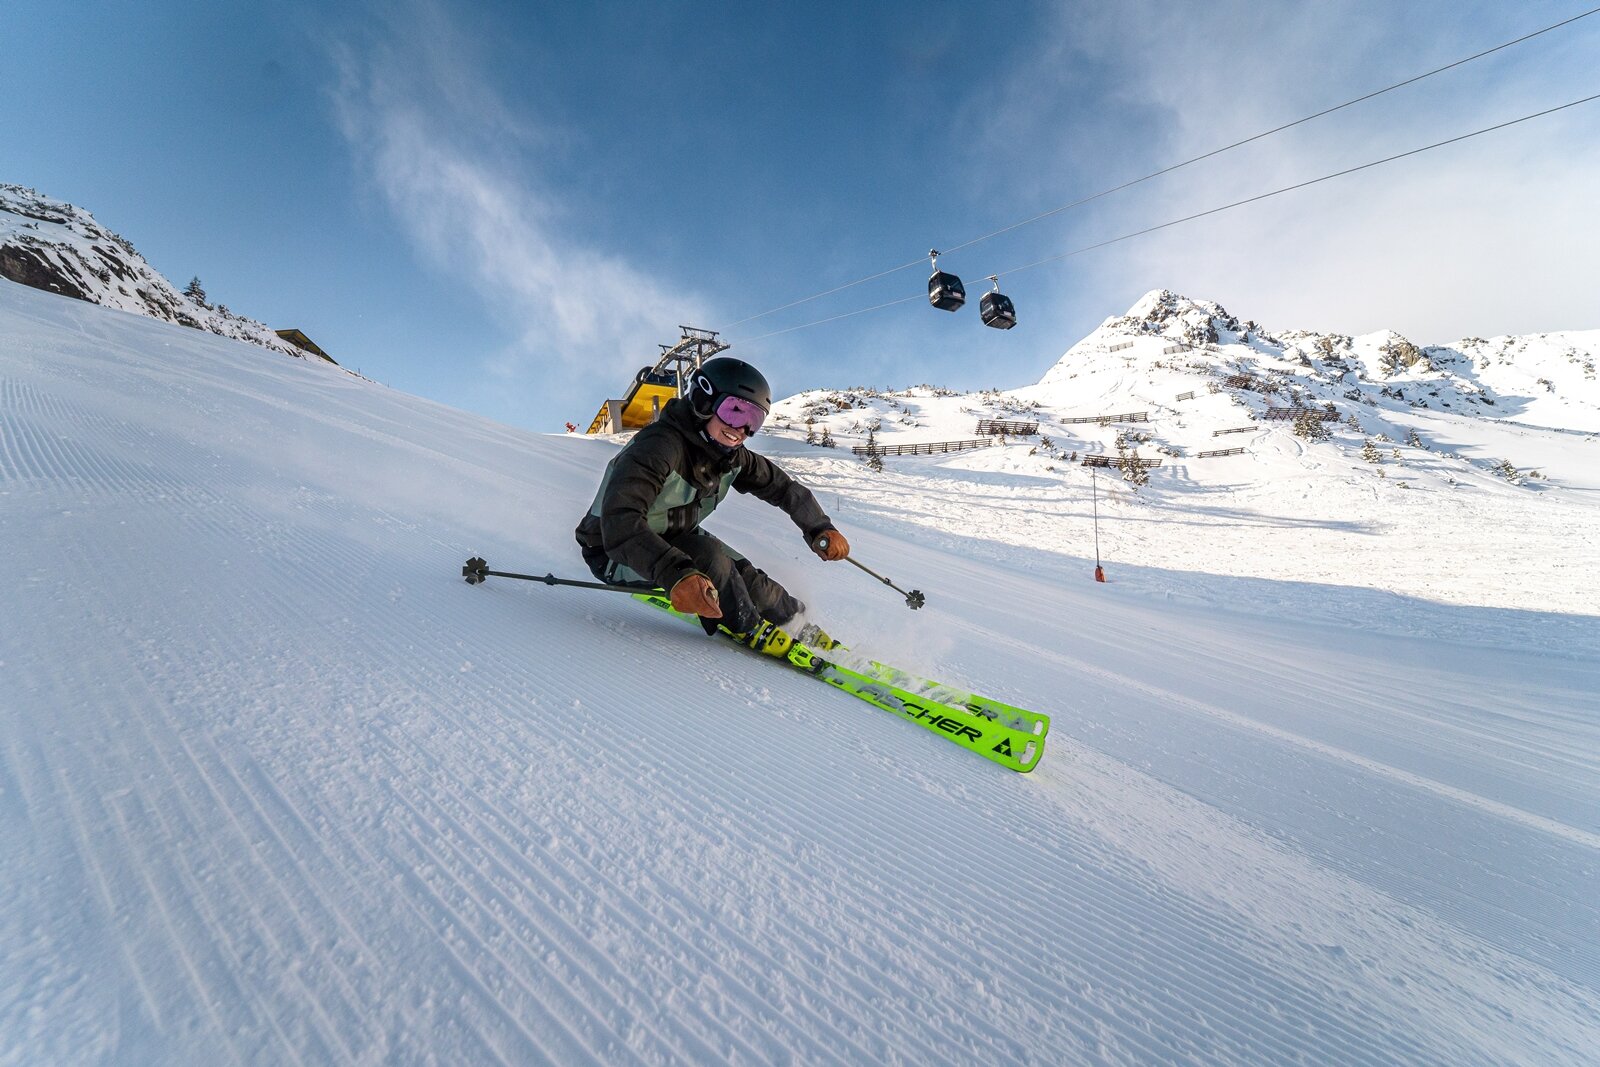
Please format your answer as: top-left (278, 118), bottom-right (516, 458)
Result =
top-left (812, 529), bottom-right (850, 561)
top-left (669, 573), bottom-right (722, 618)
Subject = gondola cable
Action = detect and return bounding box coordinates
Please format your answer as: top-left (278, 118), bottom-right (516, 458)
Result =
top-left (735, 91), bottom-right (1600, 343)
top-left (986, 92), bottom-right (1600, 280)
top-left (724, 7), bottom-right (1600, 332)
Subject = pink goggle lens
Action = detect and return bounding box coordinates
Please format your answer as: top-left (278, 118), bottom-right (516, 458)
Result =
top-left (715, 395), bottom-right (766, 434)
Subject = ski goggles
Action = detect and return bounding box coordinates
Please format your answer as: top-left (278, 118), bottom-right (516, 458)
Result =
top-left (714, 394), bottom-right (766, 435)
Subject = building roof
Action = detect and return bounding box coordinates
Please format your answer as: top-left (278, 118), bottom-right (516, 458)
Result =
top-left (274, 328), bottom-right (338, 365)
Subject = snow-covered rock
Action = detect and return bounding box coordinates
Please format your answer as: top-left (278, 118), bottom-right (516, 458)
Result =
top-left (0, 183), bottom-right (309, 359)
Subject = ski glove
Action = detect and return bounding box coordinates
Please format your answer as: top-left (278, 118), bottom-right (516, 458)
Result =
top-left (669, 573), bottom-right (722, 618)
top-left (812, 529), bottom-right (850, 561)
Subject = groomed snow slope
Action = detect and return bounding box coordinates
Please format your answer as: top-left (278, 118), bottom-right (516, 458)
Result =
top-left (3, 279), bottom-right (1597, 1066)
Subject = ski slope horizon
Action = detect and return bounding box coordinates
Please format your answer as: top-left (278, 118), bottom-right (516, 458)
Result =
top-left (3, 277), bottom-right (1598, 1064)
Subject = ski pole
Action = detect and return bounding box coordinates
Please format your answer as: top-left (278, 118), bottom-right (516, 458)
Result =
top-left (814, 537), bottom-right (926, 610)
top-left (462, 556), bottom-right (661, 595)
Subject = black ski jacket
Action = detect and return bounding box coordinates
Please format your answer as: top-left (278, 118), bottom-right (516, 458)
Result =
top-left (575, 397), bottom-right (833, 591)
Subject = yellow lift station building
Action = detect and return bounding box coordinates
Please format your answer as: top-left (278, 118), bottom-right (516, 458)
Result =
top-left (585, 327), bottom-right (728, 434)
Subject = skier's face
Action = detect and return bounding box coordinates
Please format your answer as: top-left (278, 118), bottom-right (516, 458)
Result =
top-left (706, 413), bottom-right (750, 448)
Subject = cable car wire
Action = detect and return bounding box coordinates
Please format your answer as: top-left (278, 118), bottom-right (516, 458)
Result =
top-left (990, 91), bottom-right (1600, 279)
top-left (741, 294), bottom-right (924, 340)
top-left (735, 91), bottom-right (1600, 343)
top-left (932, 6), bottom-right (1600, 262)
top-left (725, 6), bottom-right (1600, 331)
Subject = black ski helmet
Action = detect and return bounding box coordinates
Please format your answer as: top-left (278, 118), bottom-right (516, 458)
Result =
top-left (686, 357), bottom-right (771, 421)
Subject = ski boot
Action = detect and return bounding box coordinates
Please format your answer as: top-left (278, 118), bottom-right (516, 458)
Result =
top-left (723, 619), bottom-right (794, 658)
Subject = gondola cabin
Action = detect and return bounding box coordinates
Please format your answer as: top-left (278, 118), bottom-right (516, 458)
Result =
top-left (980, 290), bottom-right (1017, 330)
top-left (928, 267), bottom-right (966, 312)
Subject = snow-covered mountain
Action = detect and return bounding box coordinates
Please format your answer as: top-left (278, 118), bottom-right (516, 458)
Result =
top-left (1058, 287), bottom-right (1600, 431)
top-left (3, 248), bottom-right (1597, 1064)
top-left (0, 184), bottom-right (313, 360)
top-left (785, 287), bottom-right (1600, 477)
top-left (770, 290), bottom-right (1599, 615)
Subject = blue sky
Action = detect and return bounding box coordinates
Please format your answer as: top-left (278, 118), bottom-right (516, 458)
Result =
top-left (6, 1), bottom-right (1597, 432)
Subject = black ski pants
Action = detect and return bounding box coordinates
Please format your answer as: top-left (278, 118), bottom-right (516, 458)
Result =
top-left (591, 529), bottom-right (802, 633)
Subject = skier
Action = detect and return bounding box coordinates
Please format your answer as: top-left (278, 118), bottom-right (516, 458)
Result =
top-left (575, 356), bottom-right (850, 641)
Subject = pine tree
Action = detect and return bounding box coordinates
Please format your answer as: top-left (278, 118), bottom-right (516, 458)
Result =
top-left (1294, 408), bottom-right (1331, 442)
top-left (184, 276), bottom-right (208, 306)
top-left (863, 426), bottom-right (881, 471)
top-left (1117, 436), bottom-right (1150, 487)
top-left (1361, 439), bottom-right (1382, 463)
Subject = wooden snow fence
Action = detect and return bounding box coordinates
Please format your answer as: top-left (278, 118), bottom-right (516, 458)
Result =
top-left (1212, 426), bottom-right (1257, 436)
top-left (1262, 407), bottom-right (1340, 422)
top-left (1197, 447), bottom-right (1248, 458)
top-left (1081, 455), bottom-right (1164, 469)
top-left (976, 419), bottom-right (1039, 436)
top-left (1060, 411), bottom-right (1150, 425)
top-left (853, 438), bottom-right (996, 458)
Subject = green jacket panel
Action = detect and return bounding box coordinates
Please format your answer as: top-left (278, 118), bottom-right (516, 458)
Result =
top-left (574, 397), bottom-right (832, 590)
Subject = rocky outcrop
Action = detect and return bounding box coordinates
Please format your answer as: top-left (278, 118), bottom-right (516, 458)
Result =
top-left (0, 183), bottom-right (301, 357)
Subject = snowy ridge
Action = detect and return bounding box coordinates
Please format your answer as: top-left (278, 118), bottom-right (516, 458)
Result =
top-left (0, 184), bottom-right (306, 359)
top-left (1067, 288), bottom-right (1600, 431)
top-left (3, 277), bottom-right (1598, 1064)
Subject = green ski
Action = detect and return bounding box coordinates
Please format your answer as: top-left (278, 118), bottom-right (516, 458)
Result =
top-left (634, 593), bottom-right (1049, 772)
top-left (792, 625), bottom-right (1049, 736)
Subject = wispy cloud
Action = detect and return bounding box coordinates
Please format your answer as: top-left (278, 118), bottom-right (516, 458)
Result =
top-left (325, 0), bottom-right (707, 392)
top-left (968, 1), bottom-right (1600, 341)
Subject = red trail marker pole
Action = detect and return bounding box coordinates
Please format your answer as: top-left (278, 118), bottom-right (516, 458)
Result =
top-left (1092, 469), bottom-right (1106, 582)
